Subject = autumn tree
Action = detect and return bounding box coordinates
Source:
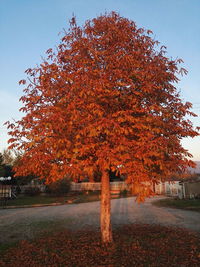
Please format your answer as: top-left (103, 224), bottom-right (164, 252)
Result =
top-left (6, 12), bottom-right (199, 243)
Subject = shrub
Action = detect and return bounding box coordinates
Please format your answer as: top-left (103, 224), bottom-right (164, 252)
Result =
top-left (84, 190), bottom-right (99, 195)
top-left (24, 186), bottom-right (41, 196)
top-left (12, 185), bottom-right (21, 196)
top-left (120, 189), bottom-right (128, 197)
top-left (45, 178), bottom-right (71, 196)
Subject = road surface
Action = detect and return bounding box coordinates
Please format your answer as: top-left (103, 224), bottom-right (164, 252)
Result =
top-left (0, 196), bottom-right (199, 243)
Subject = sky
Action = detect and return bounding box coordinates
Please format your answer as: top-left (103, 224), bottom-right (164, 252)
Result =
top-left (0, 0), bottom-right (200, 160)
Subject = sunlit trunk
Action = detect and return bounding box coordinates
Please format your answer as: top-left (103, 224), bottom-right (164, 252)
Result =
top-left (100, 170), bottom-right (113, 243)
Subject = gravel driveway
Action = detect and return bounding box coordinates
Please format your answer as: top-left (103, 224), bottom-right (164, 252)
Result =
top-left (0, 196), bottom-right (199, 244)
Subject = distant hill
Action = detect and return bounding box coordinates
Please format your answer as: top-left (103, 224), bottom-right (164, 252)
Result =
top-left (188, 161), bottom-right (200, 174)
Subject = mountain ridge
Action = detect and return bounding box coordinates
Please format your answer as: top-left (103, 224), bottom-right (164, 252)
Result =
top-left (188, 161), bottom-right (200, 173)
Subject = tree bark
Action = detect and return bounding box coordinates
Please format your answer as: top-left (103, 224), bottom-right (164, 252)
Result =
top-left (100, 170), bottom-right (113, 243)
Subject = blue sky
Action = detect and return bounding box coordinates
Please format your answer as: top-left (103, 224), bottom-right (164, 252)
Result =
top-left (0, 0), bottom-right (200, 160)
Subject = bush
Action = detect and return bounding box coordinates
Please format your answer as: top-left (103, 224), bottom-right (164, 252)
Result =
top-left (84, 190), bottom-right (99, 195)
top-left (120, 189), bottom-right (128, 197)
top-left (12, 185), bottom-right (21, 196)
top-left (45, 178), bottom-right (71, 196)
top-left (24, 186), bottom-right (41, 196)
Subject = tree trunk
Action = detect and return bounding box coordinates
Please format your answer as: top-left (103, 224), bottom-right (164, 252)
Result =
top-left (100, 170), bottom-right (113, 243)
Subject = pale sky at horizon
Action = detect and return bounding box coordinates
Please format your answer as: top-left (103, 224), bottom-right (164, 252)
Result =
top-left (0, 0), bottom-right (200, 160)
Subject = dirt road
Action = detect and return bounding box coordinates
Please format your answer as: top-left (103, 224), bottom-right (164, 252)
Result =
top-left (0, 196), bottom-right (199, 243)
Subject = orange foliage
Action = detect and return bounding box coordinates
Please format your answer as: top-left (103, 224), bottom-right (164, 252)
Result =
top-left (1, 225), bottom-right (200, 266)
top-left (6, 12), bottom-right (199, 200)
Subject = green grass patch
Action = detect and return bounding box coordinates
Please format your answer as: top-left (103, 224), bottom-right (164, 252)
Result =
top-left (1, 191), bottom-right (132, 208)
top-left (1, 192), bottom-right (100, 207)
top-left (0, 242), bottom-right (18, 256)
top-left (2, 195), bottom-right (68, 206)
top-left (0, 218), bottom-right (74, 252)
top-left (153, 198), bottom-right (200, 212)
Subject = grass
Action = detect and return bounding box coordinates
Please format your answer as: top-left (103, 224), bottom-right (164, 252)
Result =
top-left (0, 224), bottom-right (200, 266)
top-left (0, 216), bottom-right (75, 250)
top-left (0, 191), bottom-right (100, 207)
top-left (2, 195), bottom-right (68, 206)
top-left (153, 198), bottom-right (200, 212)
top-left (0, 218), bottom-right (72, 255)
top-left (1, 191), bottom-right (131, 208)
top-left (0, 242), bottom-right (18, 255)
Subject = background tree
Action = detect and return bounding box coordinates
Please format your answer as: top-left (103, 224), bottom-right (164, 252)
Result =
top-left (6, 12), bottom-right (199, 243)
top-left (1, 149), bottom-right (14, 166)
top-left (0, 149), bottom-right (33, 185)
top-left (0, 153), bottom-right (5, 177)
top-left (0, 150), bottom-right (14, 178)
top-left (12, 150), bottom-right (37, 185)
top-left (0, 150), bottom-right (16, 184)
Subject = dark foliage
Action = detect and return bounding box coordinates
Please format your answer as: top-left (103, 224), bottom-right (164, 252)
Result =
top-left (45, 178), bottom-right (71, 196)
top-left (120, 189), bottom-right (128, 197)
top-left (24, 186), bottom-right (41, 196)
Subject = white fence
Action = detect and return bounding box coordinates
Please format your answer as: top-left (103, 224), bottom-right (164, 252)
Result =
top-left (154, 181), bottom-right (183, 198)
top-left (19, 184), bottom-right (46, 193)
top-left (0, 185), bottom-right (12, 198)
top-left (71, 181), bottom-right (183, 197)
top-left (71, 181), bottom-right (129, 191)
top-left (2, 181), bottom-right (189, 198)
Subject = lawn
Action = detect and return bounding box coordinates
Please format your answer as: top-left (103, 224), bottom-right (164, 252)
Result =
top-left (153, 198), bottom-right (200, 212)
top-left (1, 192), bottom-right (99, 207)
top-left (2, 195), bottom-right (68, 207)
top-left (0, 224), bottom-right (200, 266)
top-left (1, 191), bottom-right (130, 208)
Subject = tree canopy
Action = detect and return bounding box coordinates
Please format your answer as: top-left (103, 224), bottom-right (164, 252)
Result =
top-left (6, 12), bottom-right (199, 201)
